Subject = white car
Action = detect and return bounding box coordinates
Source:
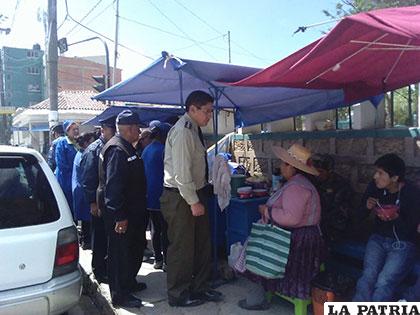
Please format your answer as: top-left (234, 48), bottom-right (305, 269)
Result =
top-left (0, 146), bottom-right (82, 315)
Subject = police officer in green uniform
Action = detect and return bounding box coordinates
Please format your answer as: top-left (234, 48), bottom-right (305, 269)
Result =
top-left (161, 90), bottom-right (223, 307)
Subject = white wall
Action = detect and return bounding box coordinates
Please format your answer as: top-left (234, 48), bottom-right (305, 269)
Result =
top-left (201, 110), bottom-right (235, 135)
top-left (352, 100), bottom-right (385, 130)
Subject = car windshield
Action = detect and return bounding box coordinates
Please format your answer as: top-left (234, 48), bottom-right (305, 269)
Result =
top-left (0, 153), bottom-right (60, 229)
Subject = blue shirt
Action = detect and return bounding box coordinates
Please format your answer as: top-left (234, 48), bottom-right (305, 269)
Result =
top-left (142, 140), bottom-right (164, 210)
top-left (72, 150), bottom-right (91, 221)
top-left (55, 136), bottom-right (77, 212)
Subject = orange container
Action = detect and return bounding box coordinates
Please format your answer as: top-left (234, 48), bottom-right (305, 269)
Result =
top-left (311, 287), bottom-right (336, 315)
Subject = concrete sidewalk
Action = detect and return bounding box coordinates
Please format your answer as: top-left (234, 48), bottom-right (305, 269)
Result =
top-left (79, 245), bottom-right (300, 315)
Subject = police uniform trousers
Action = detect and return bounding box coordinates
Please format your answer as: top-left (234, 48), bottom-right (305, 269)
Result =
top-left (103, 211), bottom-right (146, 300)
top-left (91, 215), bottom-right (108, 279)
top-left (160, 187), bottom-right (211, 300)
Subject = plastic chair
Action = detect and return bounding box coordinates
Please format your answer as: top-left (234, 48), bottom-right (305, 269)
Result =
top-left (266, 292), bottom-right (311, 315)
top-left (266, 264), bottom-right (325, 315)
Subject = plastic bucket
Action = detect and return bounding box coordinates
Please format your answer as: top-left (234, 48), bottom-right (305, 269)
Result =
top-left (311, 287), bottom-right (335, 315)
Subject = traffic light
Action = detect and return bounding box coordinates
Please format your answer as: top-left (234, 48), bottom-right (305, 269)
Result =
top-left (92, 75), bottom-right (106, 93)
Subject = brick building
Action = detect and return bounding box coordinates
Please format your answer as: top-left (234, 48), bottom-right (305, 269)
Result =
top-left (58, 56), bottom-right (122, 92)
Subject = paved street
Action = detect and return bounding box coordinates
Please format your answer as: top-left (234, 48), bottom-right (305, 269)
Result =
top-left (68, 295), bottom-right (102, 315)
top-left (78, 234), bottom-right (299, 315)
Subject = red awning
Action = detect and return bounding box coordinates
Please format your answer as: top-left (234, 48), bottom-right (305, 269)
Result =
top-left (234, 6), bottom-right (420, 103)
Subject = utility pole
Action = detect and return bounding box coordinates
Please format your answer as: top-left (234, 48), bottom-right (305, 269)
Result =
top-left (47, 0), bottom-right (58, 135)
top-left (228, 31), bottom-right (231, 64)
top-left (112, 0), bottom-right (119, 86)
top-left (0, 19), bottom-right (10, 144)
top-left (0, 51), bottom-right (6, 144)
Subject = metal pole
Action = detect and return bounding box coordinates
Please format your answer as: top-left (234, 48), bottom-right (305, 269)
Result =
top-left (390, 91), bottom-right (394, 127)
top-left (408, 85), bottom-right (413, 126)
top-left (418, 83), bottom-right (420, 127)
top-left (112, 0), bottom-right (120, 86)
top-left (334, 109), bottom-right (338, 129)
top-left (348, 106), bottom-right (352, 129)
top-left (228, 31), bottom-right (231, 64)
top-left (68, 37), bottom-right (110, 89)
top-left (47, 0), bottom-right (58, 134)
top-left (211, 90), bottom-right (220, 284)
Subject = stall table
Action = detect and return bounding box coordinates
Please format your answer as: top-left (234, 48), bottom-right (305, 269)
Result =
top-left (226, 196), bottom-right (269, 254)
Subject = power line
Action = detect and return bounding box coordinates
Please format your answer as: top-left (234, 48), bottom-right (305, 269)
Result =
top-left (120, 15), bottom-right (193, 41)
top-left (59, 0), bottom-right (114, 34)
top-left (172, 0), bottom-right (265, 62)
top-left (57, 14), bottom-right (68, 31)
top-left (120, 15), bottom-right (229, 52)
top-left (172, 0), bottom-right (222, 35)
top-left (146, 0), bottom-right (218, 61)
top-left (120, 14), bottom-right (274, 62)
top-left (171, 34), bottom-right (225, 53)
top-left (85, 0), bottom-right (116, 27)
top-left (65, 0), bottom-right (104, 37)
top-left (10, 0), bottom-right (20, 29)
top-left (63, 0), bottom-right (154, 60)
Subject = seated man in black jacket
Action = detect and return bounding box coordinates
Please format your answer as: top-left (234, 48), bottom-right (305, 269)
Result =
top-left (312, 154), bottom-right (354, 244)
top-left (353, 153), bottom-right (420, 302)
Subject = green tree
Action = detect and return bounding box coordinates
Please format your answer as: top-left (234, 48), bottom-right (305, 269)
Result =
top-left (324, 0), bottom-right (420, 19)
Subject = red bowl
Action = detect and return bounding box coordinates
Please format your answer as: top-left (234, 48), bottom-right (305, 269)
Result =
top-left (375, 204), bottom-right (399, 217)
top-left (238, 192), bottom-right (252, 199)
top-left (252, 189), bottom-right (268, 197)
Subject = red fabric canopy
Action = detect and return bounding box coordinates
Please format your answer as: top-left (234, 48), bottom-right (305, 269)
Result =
top-left (234, 6), bottom-right (420, 103)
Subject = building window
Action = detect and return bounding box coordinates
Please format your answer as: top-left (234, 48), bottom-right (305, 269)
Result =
top-left (27, 50), bottom-right (39, 58)
top-left (6, 74), bottom-right (10, 80)
top-left (28, 84), bottom-right (40, 92)
top-left (27, 67), bottom-right (40, 75)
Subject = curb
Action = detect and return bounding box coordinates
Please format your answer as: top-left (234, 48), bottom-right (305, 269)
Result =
top-left (80, 265), bottom-right (116, 315)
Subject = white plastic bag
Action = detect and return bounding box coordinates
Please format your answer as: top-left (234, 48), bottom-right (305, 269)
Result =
top-left (228, 242), bottom-right (243, 268)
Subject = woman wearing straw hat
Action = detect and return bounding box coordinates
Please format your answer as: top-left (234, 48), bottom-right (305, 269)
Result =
top-left (238, 143), bottom-right (325, 310)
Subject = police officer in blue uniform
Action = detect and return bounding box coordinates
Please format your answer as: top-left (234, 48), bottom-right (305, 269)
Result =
top-left (98, 110), bottom-right (147, 308)
top-left (80, 115), bottom-right (116, 284)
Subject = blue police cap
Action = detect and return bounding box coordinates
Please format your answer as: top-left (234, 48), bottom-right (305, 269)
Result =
top-left (151, 122), bottom-right (172, 137)
top-left (116, 110), bottom-right (140, 125)
top-left (149, 120), bottom-right (160, 128)
top-left (98, 114), bottom-right (117, 129)
top-left (50, 123), bottom-right (64, 134)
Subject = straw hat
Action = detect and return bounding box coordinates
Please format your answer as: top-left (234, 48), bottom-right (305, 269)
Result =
top-left (272, 143), bottom-right (319, 176)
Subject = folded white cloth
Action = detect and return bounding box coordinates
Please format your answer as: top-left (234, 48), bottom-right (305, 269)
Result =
top-left (212, 154), bottom-right (231, 210)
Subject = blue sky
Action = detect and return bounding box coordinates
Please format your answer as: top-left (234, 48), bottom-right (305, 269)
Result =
top-left (1, 0), bottom-right (339, 79)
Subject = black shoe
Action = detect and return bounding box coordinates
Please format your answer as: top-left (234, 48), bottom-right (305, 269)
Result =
top-left (143, 247), bottom-right (153, 258)
top-left (154, 260), bottom-right (163, 270)
top-left (112, 294), bottom-right (143, 308)
top-left (130, 281), bottom-right (147, 292)
top-left (168, 296), bottom-right (206, 307)
top-left (81, 242), bottom-right (92, 250)
top-left (192, 289), bottom-right (223, 302)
